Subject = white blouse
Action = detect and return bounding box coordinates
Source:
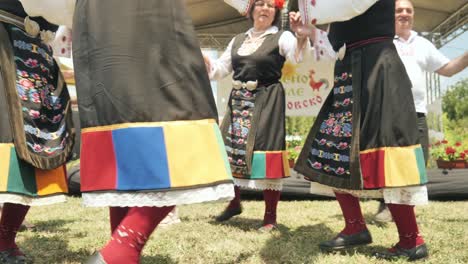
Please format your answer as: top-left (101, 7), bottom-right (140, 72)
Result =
top-left (19, 0), bottom-right (75, 28)
top-left (298, 0), bottom-right (378, 25)
top-left (209, 26), bottom-right (305, 80)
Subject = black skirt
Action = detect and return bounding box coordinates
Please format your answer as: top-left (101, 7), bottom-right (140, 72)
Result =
top-left (295, 40), bottom-right (427, 190)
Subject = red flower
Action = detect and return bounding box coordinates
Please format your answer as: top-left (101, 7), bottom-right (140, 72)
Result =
top-left (441, 140), bottom-right (448, 144)
top-left (275, 0), bottom-right (284, 9)
top-left (434, 141), bottom-right (441, 146)
top-left (461, 152), bottom-right (466, 160)
top-left (445, 147), bottom-right (456, 155)
top-left (455, 142), bottom-right (462, 147)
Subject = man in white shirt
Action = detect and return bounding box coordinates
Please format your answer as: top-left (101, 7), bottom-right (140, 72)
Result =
top-left (394, 0), bottom-right (467, 161)
top-left (375, 0), bottom-right (468, 223)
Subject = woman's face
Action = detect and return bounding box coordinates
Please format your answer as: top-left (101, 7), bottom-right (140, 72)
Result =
top-left (252, 0), bottom-right (276, 27)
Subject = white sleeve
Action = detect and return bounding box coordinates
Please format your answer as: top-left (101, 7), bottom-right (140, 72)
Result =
top-left (209, 38), bottom-right (235, 80)
top-left (298, 0), bottom-right (378, 25)
top-left (19, 0), bottom-right (75, 28)
top-left (278, 31), bottom-right (311, 64)
top-left (312, 28), bottom-right (339, 62)
top-left (423, 40), bottom-right (450, 73)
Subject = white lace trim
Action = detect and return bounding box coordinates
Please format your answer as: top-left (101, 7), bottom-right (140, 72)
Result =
top-left (0, 194), bottom-right (67, 206)
top-left (309, 182), bottom-right (428, 206)
top-left (238, 35), bottom-right (267, 56)
top-left (234, 178), bottom-right (283, 191)
top-left (82, 183), bottom-right (235, 207)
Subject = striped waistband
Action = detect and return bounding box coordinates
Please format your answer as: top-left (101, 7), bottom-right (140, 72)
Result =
top-left (0, 10), bottom-right (25, 30)
top-left (347, 36), bottom-right (393, 51)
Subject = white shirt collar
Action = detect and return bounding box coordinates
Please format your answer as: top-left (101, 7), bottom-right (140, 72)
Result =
top-left (245, 26), bottom-right (278, 38)
top-left (395, 30), bottom-right (418, 43)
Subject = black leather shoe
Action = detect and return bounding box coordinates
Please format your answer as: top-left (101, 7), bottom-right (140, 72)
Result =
top-left (215, 207), bottom-right (242, 222)
top-left (374, 243), bottom-right (429, 261)
top-left (319, 229), bottom-right (372, 251)
top-left (0, 248), bottom-right (27, 264)
top-left (84, 252), bottom-right (107, 264)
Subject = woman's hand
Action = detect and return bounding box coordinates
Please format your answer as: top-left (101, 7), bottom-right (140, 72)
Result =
top-left (289, 11), bottom-right (316, 42)
top-left (202, 53), bottom-right (212, 75)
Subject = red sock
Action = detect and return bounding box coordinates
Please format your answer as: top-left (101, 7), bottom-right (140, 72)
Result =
top-left (109, 207), bottom-right (130, 234)
top-left (227, 186), bottom-right (241, 210)
top-left (263, 189), bottom-right (280, 226)
top-left (334, 192), bottom-right (367, 235)
top-left (0, 203), bottom-right (30, 253)
top-left (100, 206), bottom-right (174, 264)
top-left (387, 203), bottom-right (425, 249)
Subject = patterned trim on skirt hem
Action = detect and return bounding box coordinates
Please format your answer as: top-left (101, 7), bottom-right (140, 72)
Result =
top-left (82, 183), bottom-right (235, 207)
top-left (234, 178), bottom-right (283, 191)
top-left (0, 194), bottom-right (67, 206)
top-left (309, 182), bottom-right (428, 206)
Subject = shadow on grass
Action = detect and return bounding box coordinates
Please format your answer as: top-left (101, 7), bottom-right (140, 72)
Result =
top-left (208, 216), bottom-right (290, 232)
top-left (260, 223), bottom-right (393, 262)
top-left (18, 219), bottom-right (91, 263)
top-left (141, 254), bottom-right (177, 264)
top-left (21, 235), bottom-right (90, 264)
top-left (21, 219), bottom-right (70, 233)
top-left (260, 223), bottom-right (334, 263)
top-left (329, 212), bottom-right (391, 228)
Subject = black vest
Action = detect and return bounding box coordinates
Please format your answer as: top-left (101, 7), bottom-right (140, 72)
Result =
top-left (231, 30), bottom-right (286, 84)
top-left (328, 0), bottom-right (395, 51)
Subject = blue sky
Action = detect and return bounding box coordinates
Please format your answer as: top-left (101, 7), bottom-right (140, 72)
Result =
top-left (439, 31), bottom-right (468, 91)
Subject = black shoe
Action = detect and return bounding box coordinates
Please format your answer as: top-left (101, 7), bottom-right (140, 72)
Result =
top-left (84, 252), bottom-right (107, 264)
top-left (374, 243), bottom-right (429, 261)
top-left (0, 248), bottom-right (27, 264)
top-left (215, 207), bottom-right (242, 222)
top-left (319, 229), bottom-right (372, 251)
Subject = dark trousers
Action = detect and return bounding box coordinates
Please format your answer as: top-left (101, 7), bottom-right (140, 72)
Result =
top-left (416, 113), bottom-right (429, 166)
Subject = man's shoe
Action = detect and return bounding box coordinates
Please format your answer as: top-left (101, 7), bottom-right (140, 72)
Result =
top-left (258, 224), bottom-right (277, 233)
top-left (0, 248), bottom-right (26, 264)
top-left (84, 252), bottom-right (107, 264)
top-left (215, 207), bottom-right (242, 222)
top-left (319, 229), bottom-right (372, 251)
top-left (374, 205), bottom-right (393, 223)
top-left (374, 243), bottom-right (428, 261)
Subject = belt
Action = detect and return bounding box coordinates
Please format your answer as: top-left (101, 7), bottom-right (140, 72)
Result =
top-left (232, 80), bottom-right (258, 91)
top-left (231, 80), bottom-right (279, 91)
top-left (0, 10), bottom-right (55, 43)
top-left (0, 10), bottom-right (25, 30)
top-left (336, 36), bottom-right (393, 61)
top-left (347, 36), bottom-right (393, 51)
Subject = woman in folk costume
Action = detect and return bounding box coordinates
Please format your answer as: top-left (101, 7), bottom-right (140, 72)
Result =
top-left (205, 0), bottom-right (307, 232)
top-left (289, 0), bottom-right (429, 261)
top-left (21, 0), bottom-right (234, 263)
top-left (0, 0), bottom-right (74, 262)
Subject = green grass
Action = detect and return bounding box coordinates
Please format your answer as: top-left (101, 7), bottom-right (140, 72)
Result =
top-left (18, 198), bottom-right (468, 263)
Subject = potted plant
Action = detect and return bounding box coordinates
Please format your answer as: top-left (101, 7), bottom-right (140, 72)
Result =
top-left (286, 136), bottom-right (303, 168)
top-left (430, 140), bottom-right (468, 169)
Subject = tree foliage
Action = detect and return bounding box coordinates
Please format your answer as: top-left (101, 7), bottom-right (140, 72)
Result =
top-left (442, 79), bottom-right (468, 121)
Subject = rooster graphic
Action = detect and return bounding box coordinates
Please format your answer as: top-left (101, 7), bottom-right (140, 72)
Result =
top-left (309, 69), bottom-right (329, 92)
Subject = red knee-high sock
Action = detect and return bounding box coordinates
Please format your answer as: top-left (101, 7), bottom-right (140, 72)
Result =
top-left (227, 186), bottom-right (241, 210)
top-left (263, 189), bottom-right (280, 226)
top-left (0, 203), bottom-right (30, 252)
top-left (387, 204), bottom-right (425, 249)
top-left (334, 192), bottom-right (367, 235)
top-left (109, 207), bottom-right (130, 234)
top-left (101, 206), bottom-right (175, 264)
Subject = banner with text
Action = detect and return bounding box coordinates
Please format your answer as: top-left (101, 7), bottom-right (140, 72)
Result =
top-left (216, 51), bottom-right (335, 117)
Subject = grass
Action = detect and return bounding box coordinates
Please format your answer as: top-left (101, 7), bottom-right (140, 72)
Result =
top-left (17, 197), bottom-right (468, 264)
